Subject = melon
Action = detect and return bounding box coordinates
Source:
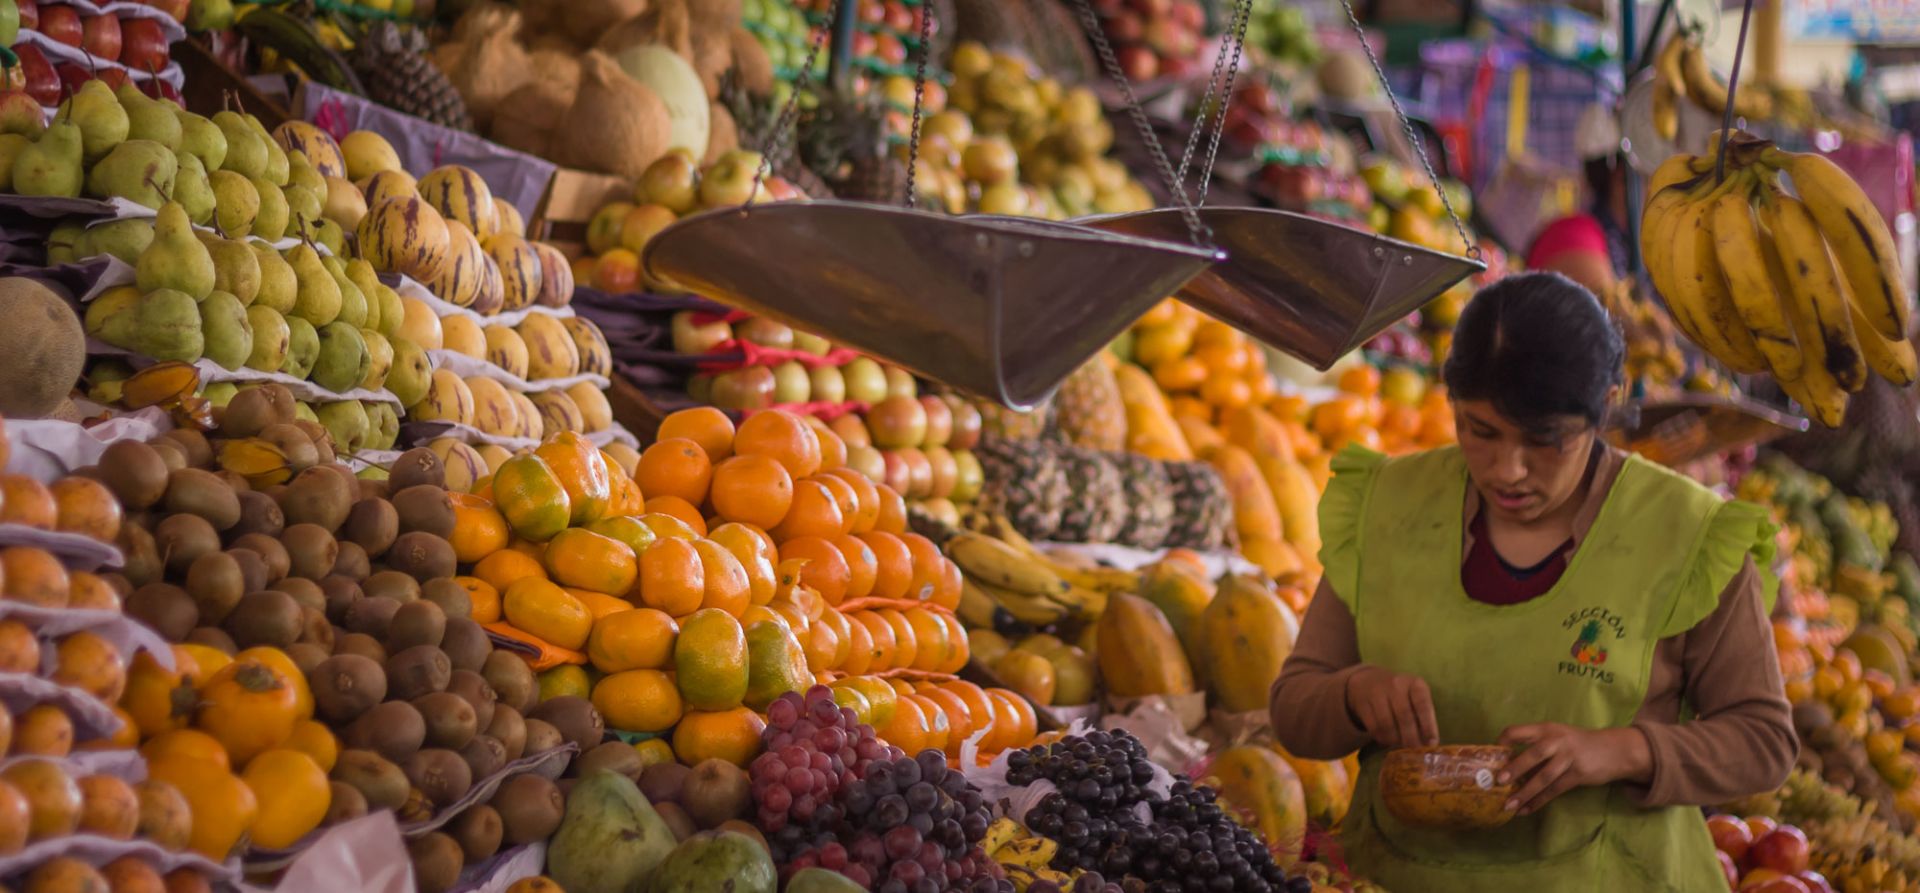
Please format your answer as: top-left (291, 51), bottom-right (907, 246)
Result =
top-left (0, 278), bottom-right (85, 418)
top-left (615, 46), bottom-right (711, 161)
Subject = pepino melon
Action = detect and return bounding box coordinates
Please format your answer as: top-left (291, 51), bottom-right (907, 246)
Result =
top-left (1095, 593), bottom-right (1194, 699)
top-left (1200, 574), bottom-right (1300, 713)
top-left (615, 46), bottom-right (711, 161)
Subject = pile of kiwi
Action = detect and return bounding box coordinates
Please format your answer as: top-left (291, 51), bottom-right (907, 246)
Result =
top-left (84, 383), bottom-right (614, 893)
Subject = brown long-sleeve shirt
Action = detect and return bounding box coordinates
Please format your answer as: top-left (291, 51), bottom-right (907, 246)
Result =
top-left (1270, 447), bottom-right (1797, 808)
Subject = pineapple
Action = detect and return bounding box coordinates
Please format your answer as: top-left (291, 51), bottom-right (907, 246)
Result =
top-left (975, 397), bottom-right (1053, 441)
top-left (353, 22), bottom-right (473, 131)
top-left (1164, 460), bottom-right (1235, 550)
top-left (973, 437), bottom-right (1070, 540)
top-left (1050, 357), bottom-right (1127, 451)
top-left (1053, 447), bottom-right (1127, 543)
top-left (1112, 451), bottom-right (1174, 549)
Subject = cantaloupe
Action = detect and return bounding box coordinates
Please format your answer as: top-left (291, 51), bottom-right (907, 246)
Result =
top-left (615, 46), bottom-right (711, 164)
top-left (0, 278), bottom-right (85, 418)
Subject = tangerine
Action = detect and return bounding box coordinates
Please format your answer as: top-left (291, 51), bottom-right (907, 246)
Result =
top-left (472, 549), bottom-right (546, 596)
top-left (457, 576), bottom-right (503, 623)
top-left (0, 476), bottom-right (55, 530)
top-left (656, 407), bottom-right (736, 462)
top-left (708, 523), bottom-right (778, 605)
top-left (880, 609), bottom-right (919, 671)
top-left (877, 692), bottom-right (928, 754)
top-left (899, 533), bottom-right (944, 602)
top-left (638, 538), bottom-right (706, 617)
top-left (734, 410), bottom-right (822, 479)
top-left (772, 479), bottom-right (845, 541)
top-left (832, 535), bottom-right (878, 600)
top-left (636, 438), bottom-right (712, 506)
top-left (854, 611), bottom-right (897, 670)
top-left (691, 540), bottom-right (751, 616)
top-left (824, 469), bottom-right (880, 533)
top-left (806, 417), bottom-right (847, 471)
top-left (781, 537), bottom-right (851, 605)
top-left (670, 707), bottom-right (765, 767)
top-left (872, 484), bottom-right (908, 533)
top-left (810, 474), bottom-right (860, 536)
top-left (904, 608), bottom-right (950, 672)
top-left (447, 494), bottom-right (510, 563)
top-left (839, 616), bottom-right (874, 675)
top-left (709, 455), bottom-right (793, 529)
top-left (643, 497), bottom-right (708, 536)
top-left (910, 694), bottom-right (951, 754)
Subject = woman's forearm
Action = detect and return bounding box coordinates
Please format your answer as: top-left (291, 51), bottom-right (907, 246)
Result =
top-left (1271, 581), bottom-right (1373, 760)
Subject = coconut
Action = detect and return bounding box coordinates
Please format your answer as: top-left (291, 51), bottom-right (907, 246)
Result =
top-left (598, 0), bottom-right (689, 59)
top-left (553, 52), bottom-right (672, 180)
top-left (615, 45), bottom-right (709, 161)
top-left (728, 26), bottom-right (774, 97)
top-left (442, 7), bottom-right (533, 132)
top-left (559, 0), bottom-right (649, 49)
top-left (690, 27), bottom-right (731, 100)
top-left (703, 102), bottom-right (737, 167)
top-left (529, 48), bottom-right (583, 96)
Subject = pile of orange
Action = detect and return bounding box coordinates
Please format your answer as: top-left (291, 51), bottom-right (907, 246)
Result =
top-left (867, 677), bottom-right (1038, 762)
top-left (1132, 301), bottom-right (1275, 425)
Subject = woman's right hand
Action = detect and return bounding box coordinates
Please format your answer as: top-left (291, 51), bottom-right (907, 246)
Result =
top-left (1345, 665), bottom-right (1440, 748)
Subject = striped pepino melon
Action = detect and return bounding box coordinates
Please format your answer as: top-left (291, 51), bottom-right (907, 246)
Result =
top-left (431, 221), bottom-right (487, 309)
top-left (357, 196), bottom-right (451, 283)
top-left (1095, 593), bottom-right (1193, 699)
top-left (513, 391), bottom-right (545, 440)
top-left (519, 314), bottom-right (581, 380)
top-left (272, 122), bottom-right (346, 179)
top-left (531, 242), bottom-right (575, 308)
top-left (417, 165), bottom-right (498, 240)
top-left (484, 325), bottom-right (531, 380)
top-left (564, 317), bottom-right (612, 378)
top-left (470, 253), bottom-right (506, 316)
top-left (484, 233), bottom-right (544, 312)
top-left (1208, 746), bottom-right (1307, 866)
top-left (466, 376), bottom-right (521, 437)
top-left (531, 390), bottom-right (586, 436)
top-left (412, 369), bottom-right (476, 424)
top-left (568, 382), bottom-right (613, 432)
top-left (1199, 574), bottom-right (1299, 713)
top-left (427, 438), bottom-right (488, 492)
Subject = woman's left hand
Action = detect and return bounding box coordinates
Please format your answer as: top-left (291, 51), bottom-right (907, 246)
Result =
top-left (1494, 724), bottom-right (1652, 815)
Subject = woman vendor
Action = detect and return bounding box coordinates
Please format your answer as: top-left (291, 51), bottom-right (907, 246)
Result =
top-left (1270, 272), bottom-right (1795, 890)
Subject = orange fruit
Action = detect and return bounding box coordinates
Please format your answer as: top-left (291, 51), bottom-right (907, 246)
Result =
top-left (709, 455), bottom-right (793, 529)
top-left (47, 478), bottom-right (121, 543)
top-left (471, 550), bottom-right (546, 597)
top-left (638, 511), bottom-right (700, 541)
top-left (0, 476), bottom-right (55, 530)
top-left (877, 692), bottom-right (928, 754)
top-left (657, 407), bottom-right (736, 462)
top-left (447, 493), bottom-right (511, 564)
top-left (832, 535), bottom-right (878, 600)
top-left (937, 613), bottom-right (970, 671)
top-left (817, 608), bottom-right (855, 670)
top-left (904, 608), bottom-right (950, 672)
top-left (880, 609), bottom-right (918, 671)
top-left (691, 540), bottom-right (751, 616)
top-left (872, 484), bottom-right (908, 534)
top-left (985, 689), bottom-right (1027, 751)
top-left (543, 528), bottom-right (639, 597)
top-left (644, 496), bottom-right (708, 536)
top-left (636, 438), bottom-right (712, 506)
top-left (734, 410), bottom-right (822, 479)
top-left (854, 611), bottom-right (897, 670)
top-left (670, 707), bottom-right (766, 767)
top-left (899, 533), bottom-right (944, 602)
top-left (909, 694), bottom-right (951, 754)
top-left (922, 447), bottom-right (958, 499)
top-left (918, 685), bottom-right (973, 757)
top-left (781, 536), bottom-right (851, 605)
top-left (810, 475), bottom-right (860, 536)
top-left (839, 615), bottom-right (874, 674)
top-left (1338, 363), bottom-right (1382, 396)
top-left (930, 558), bottom-right (962, 611)
top-left (772, 479), bottom-right (844, 542)
top-left (457, 577), bottom-right (503, 623)
top-left (708, 523), bottom-right (778, 606)
top-left (823, 469), bottom-right (880, 533)
top-left (637, 538), bottom-right (705, 617)
top-left (806, 417), bottom-right (847, 471)
top-left (939, 681), bottom-right (997, 743)
top-left (859, 532), bottom-right (913, 601)
top-left (996, 688), bottom-right (1037, 748)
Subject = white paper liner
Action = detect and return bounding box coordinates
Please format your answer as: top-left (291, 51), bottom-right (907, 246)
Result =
top-left (0, 601), bottom-right (170, 667)
top-left (344, 449), bottom-right (402, 473)
top-left (252, 811), bottom-right (411, 893)
top-left (425, 350), bottom-right (610, 396)
top-left (451, 842), bottom-right (546, 893)
top-left (0, 671), bottom-right (122, 739)
top-left (4, 411), bottom-right (167, 481)
top-left (389, 273), bottom-right (574, 325)
top-left (0, 524), bottom-right (122, 571)
top-left (1101, 695), bottom-right (1213, 775)
top-left (0, 833), bottom-right (238, 884)
top-left (16, 31), bottom-right (186, 89)
top-left (0, 748), bottom-right (143, 780)
top-left (1034, 541), bottom-right (1261, 579)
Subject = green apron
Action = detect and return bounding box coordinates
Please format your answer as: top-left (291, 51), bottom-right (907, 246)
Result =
top-left (1316, 445), bottom-right (1777, 893)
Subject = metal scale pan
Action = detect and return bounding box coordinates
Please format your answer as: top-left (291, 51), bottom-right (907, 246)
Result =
top-left (642, 201), bottom-right (1223, 410)
top-left (1080, 207), bottom-right (1485, 369)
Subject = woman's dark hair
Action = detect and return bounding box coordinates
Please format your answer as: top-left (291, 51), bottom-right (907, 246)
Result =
top-left (1441, 271), bottom-right (1624, 431)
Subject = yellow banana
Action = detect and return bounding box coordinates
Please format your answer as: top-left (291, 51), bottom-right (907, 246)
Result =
top-left (1652, 35), bottom-right (1685, 141)
top-left (981, 818), bottom-right (1025, 855)
top-left (946, 531), bottom-right (1069, 596)
top-left (994, 836), bottom-right (1059, 870)
top-left (1663, 172), bottom-right (1771, 373)
top-left (1760, 182), bottom-right (1868, 392)
top-left (1770, 148), bottom-right (1911, 341)
top-left (1708, 179), bottom-right (1803, 380)
top-left (1850, 300), bottom-right (1918, 386)
top-left (1049, 584), bottom-right (1110, 619)
top-left (1053, 564), bottom-right (1141, 595)
top-left (1678, 40), bottom-right (1773, 120)
top-left (1639, 158), bottom-right (1715, 348)
top-left (974, 578), bottom-right (1073, 626)
top-left (1761, 218), bottom-right (1850, 426)
top-left (958, 577), bottom-right (1007, 628)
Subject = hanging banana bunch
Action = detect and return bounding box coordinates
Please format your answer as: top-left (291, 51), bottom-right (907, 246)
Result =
top-left (1639, 132), bottom-right (1917, 427)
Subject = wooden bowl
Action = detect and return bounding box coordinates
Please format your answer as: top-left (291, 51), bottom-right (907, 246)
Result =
top-left (1380, 745), bottom-right (1517, 830)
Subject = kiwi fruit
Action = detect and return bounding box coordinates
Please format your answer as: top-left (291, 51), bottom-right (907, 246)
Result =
top-left (319, 576), bottom-right (362, 623)
top-left (148, 439), bottom-right (187, 471)
top-left (330, 749), bottom-right (409, 810)
top-left (408, 832), bottom-right (463, 893)
top-left (154, 513), bottom-right (220, 576)
top-left (269, 577), bottom-right (326, 614)
top-left (227, 548), bottom-right (270, 594)
top-left (391, 485), bottom-right (456, 538)
top-left (186, 626), bottom-right (237, 653)
top-left (312, 653), bottom-right (387, 722)
top-left (123, 583), bottom-right (198, 641)
top-left (298, 608), bottom-right (334, 649)
top-left (682, 758), bottom-right (752, 829)
top-left (362, 570), bottom-right (420, 604)
top-left (285, 642), bottom-right (330, 675)
top-left (331, 541), bottom-right (369, 581)
top-left (653, 802), bottom-right (695, 842)
top-left (231, 533), bottom-right (291, 582)
top-left (460, 734), bottom-right (508, 780)
top-left (214, 470), bottom-right (253, 494)
top-left (386, 532), bottom-right (456, 582)
top-left (358, 478), bottom-right (389, 500)
top-left (487, 705), bottom-right (526, 760)
top-left (341, 498), bottom-right (398, 558)
top-left (420, 578), bottom-right (473, 619)
top-left (448, 803), bottom-right (503, 863)
top-left (183, 551), bottom-right (245, 625)
top-left (386, 644), bottom-right (452, 700)
top-left (492, 774), bottom-right (564, 844)
top-left (439, 618), bottom-right (489, 672)
top-left (258, 423), bottom-right (319, 471)
top-left (325, 781), bottom-right (368, 825)
top-left (224, 590), bottom-right (302, 648)
top-left (527, 697), bottom-right (604, 753)
top-left (413, 691), bottom-right (478, 750)
top-left (117, 524), bottom-right (162, 587)
top-left (387, 600), bottom-right (446, 652)
top-left (388, 448), bottom-right (447, 491)
top-left (405, 749), bottom-right (473, 808)
top-left (577, 741), bottom-right (644, 781)
top-left (332, 632), bottom-right (387, 663)
top-left (280, 524), bottom-right (339, 580)
top-left (343, 596), bottom-right (400, 638)
top-left (99, 441), bottom-right (169, 509)
top-left (638, 761), bottom-right (691, 807)
top-left (97, 573), bottom-right (131, 598)
top-left (522, 719), bottom-right (565, 764)
top-left (482, 650), bottom-right (537, 713)
top-left (160, 429), bottom-right (213, 468)
top-left (444, 669), bottom-right (497, 731)
top-left (221, 387), bottom-right (284, 438)
top-left (280, 467), bottom-right (355, 532)
top-left (347, 699), bottom-right (426, 763)
top-left (163, 468), bottom-right (242, 531)
top-left (229, 490), bottom-right (285, 539)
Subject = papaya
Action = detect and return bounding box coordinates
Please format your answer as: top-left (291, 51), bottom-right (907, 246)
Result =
top-left (742, 620), bottom-right (810, 711)
top-left (1220, 405), bottom-right (1295, 460)
top-left (1095, 593), bottom-right (1193, 699)
top-left (1208, 745), bottom-right (1307, 867)
top-left (1250, 449), bottom-right (1322, 565)
top-left (1208, 445), bottom-right (1283, 545)
top-left (1112, 364), bottom-right (1192, 461)
top-left (1138, 562), bottom-right (1213, 681)
top-left (1271, 744), bottom-right (1352, 829)
top-left (645, 829), bottom-right (776, 893)
top-left (786, 867), bottom-right (865, 893)
top-left (1200, 574), bottom-right (1299, 713)
top-left (546, 770), bottom-right (676, 893)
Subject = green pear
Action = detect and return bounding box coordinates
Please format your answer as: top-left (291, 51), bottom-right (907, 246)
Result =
top-left (284, 183), bottom-right (322, 230)
top-left (283, 315), bottom-right (319, 378)
top-left (245, 304), bottom-right (290, 371)
top-left (286, 241), bottom-right (340, 327)
top-left (322, 255), bottom-right (366, 328)
top-left (386, 337), bottom-right (430, 407)
top-left (247, 114), bottom-right (288, 186)
top-left (251, 176), bottom-right (289, 241)
top-left (214, 110), bottom-right (265, 179)
top-left (312, 321), bottom-right (369, 393)
top-left (84, 139), bottom-right (177, 209)
top-left (359, 328), bottom-right (392, 390)
top-left (177, 109), bottom-right (227, 172)
top-left (294, 401), bottom-right (318, 424)
top-left (373, 281), bottom-right (403, 339)
top-left (75, 218), bottom-right (156, 265)
top-left (124, 288), bottom-right (204, 361)
top-left (315, 398), bottom-right (369, 452)
top-left (135, 202), bottom-right (215, 300)
top-left (173, 153), bottom-right (214, 224)
top-left (46, 219), bottom-right (85, 265)
top-left (199, 290), bottom-right (253, 370)
top-left (0, 133), bottom-right (28, 191)
top-left (345, 259), bottom-right (384, 332)
top-left (14, 115), bottom-right (84, 198)
top-left (186, 0), bottom-right (236, 32)
top-left (197, 231), bottom-right (260, 305)
top-left (60, 80), bottom-right (129, 162)
top-left (287, 150), bottom-right (326, 198)
top-left (365, 401), bottom-right (399, 450)
top-left (309, 217), bottom-right (346, 257)
top-left (202, 381), bottom-right (237, 407)
top-left (117, 85), bottom-right (182, 150)
top-left (251, 240), bottom-right (297, 314)
top-left (0, 93), bottom-right (45, 139)
top-left (209, 170), bottom-right (259, 237)
top-left (85, 287), bottom-right (140, 339)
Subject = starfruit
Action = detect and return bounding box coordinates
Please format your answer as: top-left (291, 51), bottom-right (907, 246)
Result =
top-left (172, 394), bottom-right (216, 431)
top-left (121, 361), bottom-right (202, 409)
top-left (218, 438), bottom-right (291, 487)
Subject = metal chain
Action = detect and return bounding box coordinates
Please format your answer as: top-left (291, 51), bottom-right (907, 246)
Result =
top-left (902, 0), bottom-right (934, 207)
top-left (1336, 0), bottom-right (1480, 260)
top-left (1172, 0), bottom-right (1243, 200)
top-left (1192, 0), bottom-right (1252, 208)
top-left (750, 0), bottom-right (842, 208)
top-left (1070, 0), bottom-right (1211, 246)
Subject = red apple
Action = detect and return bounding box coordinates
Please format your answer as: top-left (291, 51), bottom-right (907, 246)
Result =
top-left (119, 18), bottom-right (169, 73)
top-left (16, 0), bottom-right (36, 31)
top-left (858, 0), bottom-right (885, 24)
top-left (1106, 10), bottom-right (1144, 43)
top-left (917, 396), bottom-right (952, 447)
top-left (1126, 0), bottom-right (1171, 16)
top-left (81, 14), bottom-right (121, 62)
top-left (1171, 0), bottom-right (1204, 30)
top-left (15, 44), bottom-right (57, 105)
top-left (944, 396), bottom-right (981, 450)
top-left (883, 1), bottom-right (912, 31)
top-left (1117, 45), bottom-right (1158, 81)
top-left (39, 5), bottom-right (82, 47)
top-left (853, 30), bottom-right (877, 57)
top-left (1706, 814), bottom-right (1753, 863)
top-left (879, 450), bottom-right (911, 495)
top-left (1745, 816), bottom-right (1779, 841)
top-left (1717, 851), bottom-right (1737, 889)
top-left (1794, 871), bottom-right (1835, 893)
top-left (868, 396), bottom-right (928, 449)
top-left (1749, 827), bottom-right (1811, 876)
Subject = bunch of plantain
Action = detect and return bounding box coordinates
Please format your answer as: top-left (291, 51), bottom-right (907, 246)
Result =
top-left (1639, 132), bottom-right (1916, 427)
